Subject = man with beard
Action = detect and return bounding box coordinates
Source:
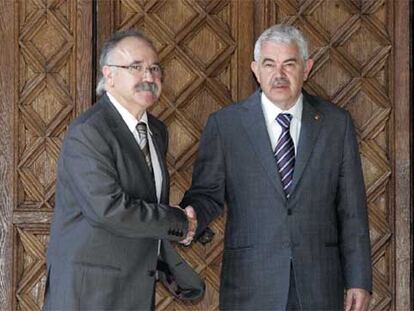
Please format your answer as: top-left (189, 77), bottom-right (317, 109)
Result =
top-left (181, 24), bottom-right (371, 310)
top-left (43, 31), bottom-right (204, 310)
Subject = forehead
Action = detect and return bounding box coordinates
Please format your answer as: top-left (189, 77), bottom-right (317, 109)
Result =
top-left (112, 37), bottom-right (158, 63)
top-left (260, 41), bottom-right (301, 60)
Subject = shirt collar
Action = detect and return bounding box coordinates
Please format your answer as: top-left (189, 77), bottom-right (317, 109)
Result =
top-left (106, 92), bottom-right (152, 135)
top-left (261, 92), bottom-right (303, 126)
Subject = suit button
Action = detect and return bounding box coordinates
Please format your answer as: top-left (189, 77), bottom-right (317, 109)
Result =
top-left (148, 270), bottom-right (156, 277)
top-left (287, 208), bottom-right (292, 215)
top-left (282, 241), bottom-right (291, 248)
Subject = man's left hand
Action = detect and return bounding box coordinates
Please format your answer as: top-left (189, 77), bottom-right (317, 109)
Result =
top-left (345, 288), bottom-right (371, 311)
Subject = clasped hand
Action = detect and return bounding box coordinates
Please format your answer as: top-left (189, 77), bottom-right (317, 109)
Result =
top-left (172, 205), bottom-right (197, 245)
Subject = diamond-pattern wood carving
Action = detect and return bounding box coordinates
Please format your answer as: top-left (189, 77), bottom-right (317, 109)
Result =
top-left (13, 0), bottom-right (79, 309)
top-left (14, 226), bottom-right (49, 311)
top-left (270, 0), bottom-right (393, 309)
top-left (17, 0), bottom-right (75, 212)
top-left (109, 1), bottom-right (239, 309)
top-left (99, 0), bottom-right (396, 309)
top-left (10, 0), bottom-right (400, 310)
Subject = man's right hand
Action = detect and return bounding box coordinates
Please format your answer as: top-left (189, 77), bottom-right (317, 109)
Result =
top-left (180, 206), bottom-right (197, 246)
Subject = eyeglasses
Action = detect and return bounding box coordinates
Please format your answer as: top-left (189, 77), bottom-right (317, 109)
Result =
top-left (107, 64), bottom-right (162, 78)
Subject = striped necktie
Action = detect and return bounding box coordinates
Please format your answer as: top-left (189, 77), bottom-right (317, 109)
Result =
top-left (136, 122), bottom-right (153, 174)
top-left (275, 113), bottom-right (295, 198)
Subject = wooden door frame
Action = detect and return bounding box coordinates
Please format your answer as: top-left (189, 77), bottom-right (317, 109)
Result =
top-left (0, 0), bottom-right (16, 309)
top-left (394, 1), bottom-right (412, 310)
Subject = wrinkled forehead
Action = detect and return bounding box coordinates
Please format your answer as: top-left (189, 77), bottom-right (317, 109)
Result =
top-left (259, 40), bottom-right (302, 59)
top-left (111, 37), bottom-right (159, 64)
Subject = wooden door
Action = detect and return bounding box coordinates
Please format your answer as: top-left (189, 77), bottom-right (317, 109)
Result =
top-left (95, 2), bottom-right (255, 309)
top-left (0, 1), bottom-right (411, 310)
top-left (255, 1), bottom-right (412, 310)
top-left (0, 0), bottom-right (93, 310)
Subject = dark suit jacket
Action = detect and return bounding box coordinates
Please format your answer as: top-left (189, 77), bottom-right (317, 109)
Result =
top-left (181, 90), bottom-right (372, 310)
top-left (44, 94), bottom-right (204, 310)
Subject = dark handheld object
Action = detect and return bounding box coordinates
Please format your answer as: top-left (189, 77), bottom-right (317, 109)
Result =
top-left (196, 227), bottom-right (215, 245)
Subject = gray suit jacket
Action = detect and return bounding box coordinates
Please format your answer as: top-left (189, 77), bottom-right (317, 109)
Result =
top-left (181, 90), bottom-right (372, 310)
top-left (44, 94), bottom-right (204, 310)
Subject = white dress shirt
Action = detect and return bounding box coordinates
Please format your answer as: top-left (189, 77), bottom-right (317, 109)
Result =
top-left (107, 92), bottom-right (163, 202)
top-left (261, 92), bottom-right (303, 155)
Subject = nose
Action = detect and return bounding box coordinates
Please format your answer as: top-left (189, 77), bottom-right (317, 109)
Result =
top-left (142, 68), bottom-right (155, 82)
top-left (273, 64), bottom-right (285, 78)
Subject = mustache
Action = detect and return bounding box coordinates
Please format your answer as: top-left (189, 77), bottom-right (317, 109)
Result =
top-left (135, 82), bottom-right (158, 94)
top-left (271, 78), bottom-right (289, 87)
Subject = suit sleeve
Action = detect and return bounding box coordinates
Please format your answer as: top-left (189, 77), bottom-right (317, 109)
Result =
top-left (336, 112), bottom-right (372, 292)
top-left (60, 123), bottom-right (188, 240)
top-left (180, 114), bottom-right (226, 235)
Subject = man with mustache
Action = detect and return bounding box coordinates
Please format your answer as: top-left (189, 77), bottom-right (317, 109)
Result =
top-left (43, 31), bottom-right (204, 310)
top-left (181, 24), bottom-right (372, 310)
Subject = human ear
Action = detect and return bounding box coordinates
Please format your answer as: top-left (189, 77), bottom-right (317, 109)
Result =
top-left (303, 58), bottom-right (314, 81)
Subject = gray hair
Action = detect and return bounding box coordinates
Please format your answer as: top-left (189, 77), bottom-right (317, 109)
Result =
top-left (253, 24), bottom-right (309, 62)
top-left (96, 30), bottom-right (156, 96)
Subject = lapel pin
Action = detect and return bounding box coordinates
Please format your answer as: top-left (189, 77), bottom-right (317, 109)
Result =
top-left (314, 114), bottom-right (320, 120)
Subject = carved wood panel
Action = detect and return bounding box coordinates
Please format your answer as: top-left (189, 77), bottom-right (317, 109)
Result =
top-left (2, 0), bottom-right (93, 310)
top-left (256, 0), bottom-right (398, 310)
top-left (96, 1), bottom-right (254, 310)
top-left (0, 1), bottom-right (410, 311)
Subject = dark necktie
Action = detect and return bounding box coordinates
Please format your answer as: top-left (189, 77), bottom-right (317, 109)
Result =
top-left (136, 122), bottom-right (153, 174)
top-left (275, 113), bottom-right (295, 198)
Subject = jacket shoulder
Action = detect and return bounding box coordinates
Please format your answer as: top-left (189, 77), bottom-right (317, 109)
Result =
top-left (210, 91), bottom-right (260, 119)
top-left (69, 96), bottom-right (110, 130)
top-left (305, 92), bottom-right (350, 121)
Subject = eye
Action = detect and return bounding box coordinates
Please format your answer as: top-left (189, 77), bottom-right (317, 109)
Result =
top-left (149, 65), bottom-right (161, 74)
top-left (130, 64), bottom-right (143, 72)
top-left (263, 63), bottom-right (275, 69)
top-left (284, 62), bottom-right (296, 68)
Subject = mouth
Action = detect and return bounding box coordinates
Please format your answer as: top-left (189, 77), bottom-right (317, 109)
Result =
top-left (272, 84), bottom-right (289, 90)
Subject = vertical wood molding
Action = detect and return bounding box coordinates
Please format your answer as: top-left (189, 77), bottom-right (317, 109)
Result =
top-left (394, 0), bottom-right (411, 310)
top-left (0, 0), bottom-right (15, 309)
top-left (94, 0), bottom-right (115, 103)
top-left (237, 0), bottom-right (255, 99)
top-left (253, 0), bottom-right (271, 41)
top-left (96, 0), bottom-right (115, 76)
top-left (76, 0), bottom-right (93, 115)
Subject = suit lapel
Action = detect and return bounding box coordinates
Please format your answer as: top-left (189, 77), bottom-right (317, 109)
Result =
top-left (148, 118), bottom-right (169, 203)
top-left (101, 95), bottom-right (157, 198)
top-left (290, 93), bottom-right (322, 195)
top-left (240, 92), bottom-right (287, 200)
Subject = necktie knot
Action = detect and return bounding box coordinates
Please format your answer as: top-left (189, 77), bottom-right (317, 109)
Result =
top-left (276, 113), bottom-right (292, 129)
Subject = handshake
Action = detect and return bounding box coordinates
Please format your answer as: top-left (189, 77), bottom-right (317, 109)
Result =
top-left (180, 206), bottom-right (197, 246)
top-left (172, 205), bottom-right (214, 246)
